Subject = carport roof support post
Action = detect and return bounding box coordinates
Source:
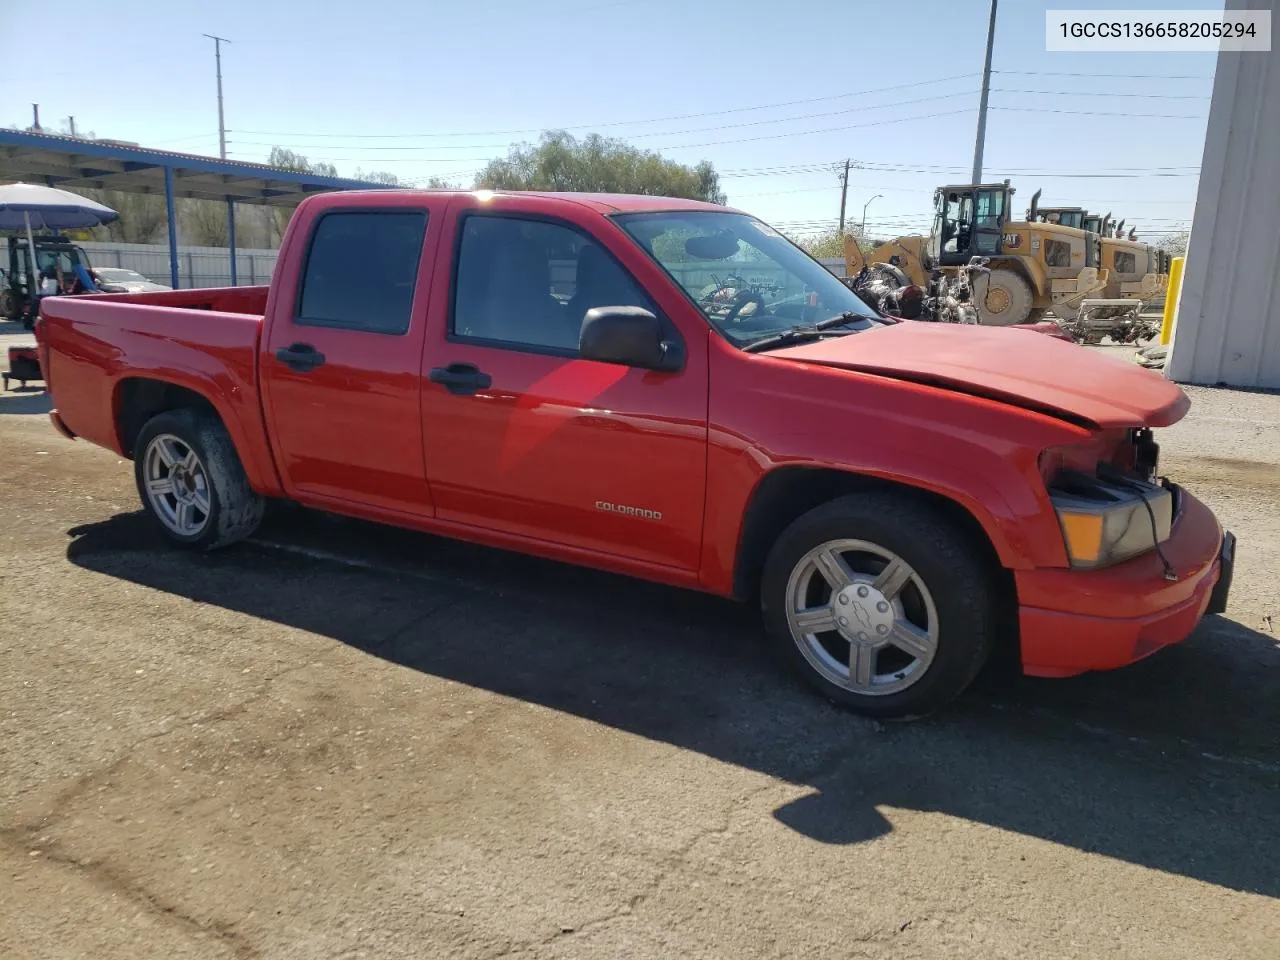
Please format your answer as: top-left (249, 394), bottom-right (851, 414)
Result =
top-left (227, 199), bottom-right (238, 286)
top-left (164, 166), bottom-right (178, 289)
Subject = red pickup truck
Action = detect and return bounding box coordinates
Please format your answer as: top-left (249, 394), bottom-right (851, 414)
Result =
top-left (35, 189), bottom-right (1234, 717)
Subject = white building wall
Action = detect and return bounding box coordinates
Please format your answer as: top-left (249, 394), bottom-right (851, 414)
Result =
top-left (1166, 0), bottom-right (1280, 388)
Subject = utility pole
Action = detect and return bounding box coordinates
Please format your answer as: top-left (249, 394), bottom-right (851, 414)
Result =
top-left (31, 104), bottom-right (41, 132)
top-left (837, 159), bottom-right (851, 235)
top-left (67, 116), bottom-right (77, 137)
top-left (204, 34), bottom-right (238, 285)
top-left (971, 0), bottom-right (998, 185)
top-left (203, 34), bottom-right (231, 158)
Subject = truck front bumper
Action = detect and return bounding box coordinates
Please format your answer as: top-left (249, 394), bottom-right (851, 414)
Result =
top-left (1016, 487), bottom-right (1231, 678)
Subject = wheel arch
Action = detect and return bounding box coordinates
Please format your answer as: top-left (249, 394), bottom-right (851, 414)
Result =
top-left (731, 465), bottom-right (1012, 604)
top-left (114, 377), bottom-right (219, 458)
top-left (110, 374), bottom-right (282, 496)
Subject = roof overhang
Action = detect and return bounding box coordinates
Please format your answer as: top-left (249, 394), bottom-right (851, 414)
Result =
top-left (0, 130), bottom-right (387, 207)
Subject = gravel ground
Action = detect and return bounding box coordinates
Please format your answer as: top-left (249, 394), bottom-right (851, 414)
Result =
top-left (1, 323), bottom-right (1277, 960)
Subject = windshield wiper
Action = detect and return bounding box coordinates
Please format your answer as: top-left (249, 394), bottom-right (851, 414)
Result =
top-left (741, 312), bottom-right (870, 354)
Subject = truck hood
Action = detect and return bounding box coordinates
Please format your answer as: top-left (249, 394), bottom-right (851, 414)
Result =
top-left (770, 321), bottom-right (1189, 429)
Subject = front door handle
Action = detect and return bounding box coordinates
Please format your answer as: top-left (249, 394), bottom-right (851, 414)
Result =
top-left (276, 342), bottom-right (326, 373)
top-left (429, 363), bottom-right (491, 395)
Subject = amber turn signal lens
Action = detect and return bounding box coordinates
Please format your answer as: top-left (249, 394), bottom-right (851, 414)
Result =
top-left (1057, 511), bottom-right (1104, 564)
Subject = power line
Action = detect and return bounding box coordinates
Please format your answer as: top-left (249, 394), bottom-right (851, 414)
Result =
top-left (991, 106), bottom-right (1206, 120)
top-left (718, 160), bottom-right (1201, 178)
top-left (228, 73), bottom-right (981, 141)
top-left (230, 107), bottom-right (982, 164)
top-left (993, 69), bottom-right (1212, 80)
top-left (228, 91), bottom-right (980, 152)
top-left (992, 87), bottom-right (1210, 100)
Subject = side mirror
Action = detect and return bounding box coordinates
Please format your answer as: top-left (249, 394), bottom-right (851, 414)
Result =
top-left (579, 306), bottom-right (683, 372)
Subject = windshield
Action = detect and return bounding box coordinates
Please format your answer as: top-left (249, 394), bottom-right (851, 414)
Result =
top-left (96, 268), bottom-right (144, 281)
top-left (614, 211), bottom-right (882, 346)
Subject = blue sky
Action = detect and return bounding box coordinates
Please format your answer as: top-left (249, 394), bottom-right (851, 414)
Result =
top-left (2, 0), bottom-right (1220, 241)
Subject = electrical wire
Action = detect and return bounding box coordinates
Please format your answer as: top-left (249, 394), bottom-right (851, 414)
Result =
top-left (229, 73), bottom-right (982, 140)
top-left (227, 91), bottom-right (981, 152)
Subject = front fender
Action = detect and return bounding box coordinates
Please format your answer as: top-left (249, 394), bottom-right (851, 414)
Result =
top-left (699, 351), bottom-right (1089, 594)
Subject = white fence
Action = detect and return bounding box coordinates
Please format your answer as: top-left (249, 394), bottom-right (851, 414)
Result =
top-left (80, 241), bottom-right (280, 289)
top-left (77, 242), bottom-right (849, 291)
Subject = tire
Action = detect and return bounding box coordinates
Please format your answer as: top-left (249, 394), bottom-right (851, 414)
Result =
top-left (133, 408), bottom-right (264, 550)
top-left (760, 492), bottom-right (998, 719)
top-left (1023, 307), bottom-right (1048, 324)
top-left (974, 268), bottom-right (1034, 326)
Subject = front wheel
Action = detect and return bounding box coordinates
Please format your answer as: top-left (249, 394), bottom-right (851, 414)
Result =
top-left (974, 268), bottom-right (1034, 326)
top-left (760, 493), bottom-right (999, 718)
top-left (133, 409), bottom-right (264, 550)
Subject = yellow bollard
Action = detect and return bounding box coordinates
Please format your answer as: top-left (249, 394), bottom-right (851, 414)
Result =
top-left (1160, 256), bottom-right (1184, 345)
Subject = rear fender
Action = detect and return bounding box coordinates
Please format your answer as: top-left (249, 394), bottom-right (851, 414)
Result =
top-left (110, 362), bottom-right (282, 497)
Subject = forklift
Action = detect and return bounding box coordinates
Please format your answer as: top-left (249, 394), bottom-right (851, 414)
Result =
top-left (4, 235), bottom-right (102, 329)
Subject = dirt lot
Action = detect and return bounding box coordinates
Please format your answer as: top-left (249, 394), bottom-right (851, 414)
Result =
top-left (2, 323), bottom-right (1278, 960)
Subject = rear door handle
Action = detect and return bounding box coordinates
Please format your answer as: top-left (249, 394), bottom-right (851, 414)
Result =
top-left (429, 363), bottom-right (491, 395)
top-left (276, 342), bottom-right (326, 372)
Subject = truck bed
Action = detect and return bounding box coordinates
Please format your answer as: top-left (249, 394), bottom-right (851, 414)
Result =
top-left (38, 285), bottom-right (280, 491)
top-left (95, 285), bottom-right (272, 315)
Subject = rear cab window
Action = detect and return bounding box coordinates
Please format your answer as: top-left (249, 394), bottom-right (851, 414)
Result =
top-left (297, 210), bottom-right (428, 334)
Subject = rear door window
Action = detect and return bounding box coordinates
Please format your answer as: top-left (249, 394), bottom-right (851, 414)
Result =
top-left (297, 210), bottom-right (428, 334)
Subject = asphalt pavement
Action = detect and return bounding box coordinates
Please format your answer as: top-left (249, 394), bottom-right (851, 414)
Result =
top-left (2, 323), bottom-right (1277, 960)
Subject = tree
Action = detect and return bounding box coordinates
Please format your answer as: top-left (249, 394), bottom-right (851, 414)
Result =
top-left (473, 131), bottom-right (726, 203)
top-left (1154, 230), bottom-right (1190, 259)
top-left (267, 146), bottom-right (338, 179)
top-left (352, 168), bottom-right (403, 186)
top-left (795, 231), bottom-right (848, 259)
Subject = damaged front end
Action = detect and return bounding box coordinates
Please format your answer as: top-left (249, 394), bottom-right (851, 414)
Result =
top-left (1040, 427), bottom-right (1179, 575)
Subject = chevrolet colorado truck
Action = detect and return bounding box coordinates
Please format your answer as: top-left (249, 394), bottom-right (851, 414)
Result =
top-left (35, 189), bottom-right (1235, 717)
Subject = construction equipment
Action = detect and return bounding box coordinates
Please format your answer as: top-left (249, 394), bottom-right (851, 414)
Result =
top-left (842, 234), bottom-right (932, 289)
top-left (841, 232), bottom-right (993, 323)
top-left (1098, 224), bottom-right (1166, 311)
top-left (5, 235), bottom-right (102, 328)
top-left (842, 182), bottom-right (1111, 326)
top-left (938, 182), bottom-right (1107, 326)
top-left (1034, 206), bottom-right (1087, 230)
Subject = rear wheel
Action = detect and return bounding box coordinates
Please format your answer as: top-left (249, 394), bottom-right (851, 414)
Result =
top-left (760, 493), bottom-right (998, 719)
top-left (975, 268), bottom-right (1033, 326)
top-left (133, 409), bottom-right (264, 550)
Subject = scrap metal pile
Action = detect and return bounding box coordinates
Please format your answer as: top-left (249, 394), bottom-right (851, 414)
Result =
top-left (845, 257), bottom-right (991, 325)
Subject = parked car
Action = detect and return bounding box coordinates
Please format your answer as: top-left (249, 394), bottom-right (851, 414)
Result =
top-left (34, 190), bottom-right (1233, 718)
top-left (91, 267), bottom-right (172, 293)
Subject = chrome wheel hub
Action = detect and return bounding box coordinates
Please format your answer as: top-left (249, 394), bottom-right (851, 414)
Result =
top-left (785, 539), bottom-right (939, 696)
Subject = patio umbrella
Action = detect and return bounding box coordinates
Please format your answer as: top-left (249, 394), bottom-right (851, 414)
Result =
top-left (0, 182), bottom-right (119, 294)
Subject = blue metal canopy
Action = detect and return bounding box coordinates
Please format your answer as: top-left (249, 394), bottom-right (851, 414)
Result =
top-left (0, 129), bottom-right (387, 286)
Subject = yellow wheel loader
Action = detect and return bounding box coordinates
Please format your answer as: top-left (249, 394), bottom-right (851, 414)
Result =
top-left (1099, 222), bottom-right (1165, 307)
top-left (842, 182), bottom-right (1110, 326)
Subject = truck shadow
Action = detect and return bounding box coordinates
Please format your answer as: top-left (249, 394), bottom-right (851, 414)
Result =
top-left (66, 507), bottom-right (1280, 898)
